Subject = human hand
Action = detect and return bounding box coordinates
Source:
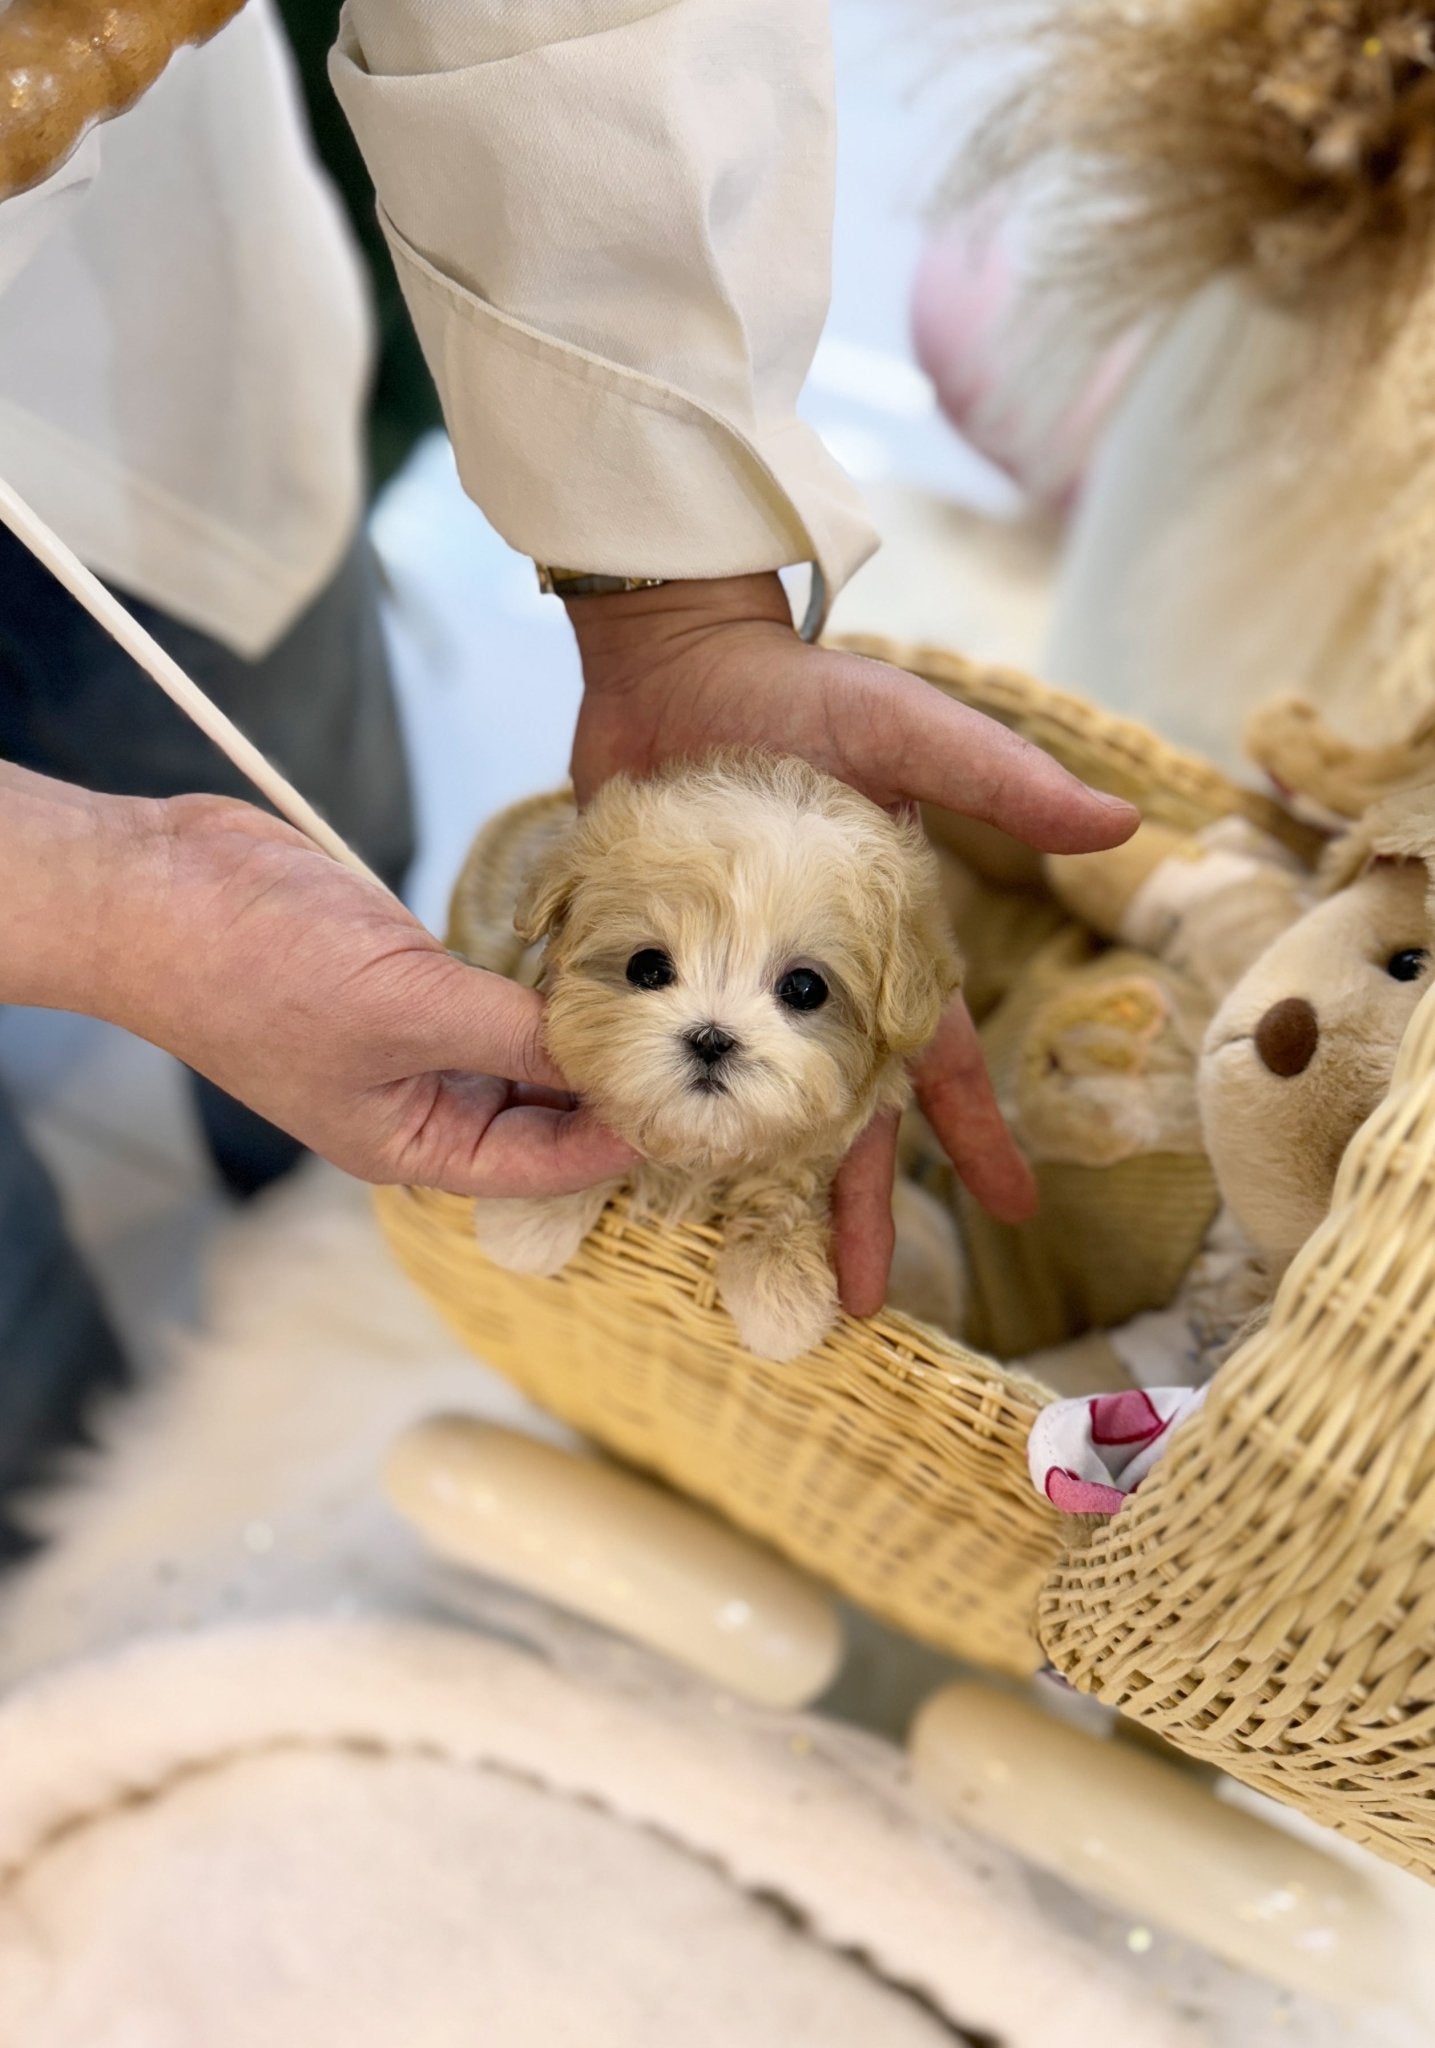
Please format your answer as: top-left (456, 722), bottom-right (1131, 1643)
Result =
top-left (568, 573), bottom-right (1140, 1313)
top-left (0, 768), bottom-right (632, 1197)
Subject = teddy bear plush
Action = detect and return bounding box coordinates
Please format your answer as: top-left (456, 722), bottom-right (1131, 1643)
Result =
top-left (1024, 784), bottom-right (1435, 1507)
top-left (923, 809), bottom-right (1315, 1364)
top-left (1014, 788), bottom-right (1435, 1411)
top-left (1202, 790), bottom-right (1435, 1268)
top-left (913, 782), bottom-right (1435, 1406)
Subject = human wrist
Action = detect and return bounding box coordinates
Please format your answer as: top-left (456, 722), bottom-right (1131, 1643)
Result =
top-left (0, 764), bottom-right (167, 1019)
top-left (567, 572), bottom-right (797, 688)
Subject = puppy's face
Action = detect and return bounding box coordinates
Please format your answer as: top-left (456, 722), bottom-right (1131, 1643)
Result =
top-left (519, 757), bottom-right (958, 1171)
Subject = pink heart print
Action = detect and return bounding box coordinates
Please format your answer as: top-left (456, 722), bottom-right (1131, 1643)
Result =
top-left (1089, 1389), bottom-right (1169, 1449)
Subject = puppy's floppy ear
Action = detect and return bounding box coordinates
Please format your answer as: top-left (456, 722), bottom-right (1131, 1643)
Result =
top-left (515, 827), bottom-right (581, 943)
top-left (514, 773), bottom-right (648, 944)
top-left (874, 831), bottom-right (963, 1057)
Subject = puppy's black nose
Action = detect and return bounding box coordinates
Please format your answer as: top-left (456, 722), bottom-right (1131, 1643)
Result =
top-left (1254, 996), bottom-right (1318, 1077)
top-left (687, 1024), bottom-right (738, 1068)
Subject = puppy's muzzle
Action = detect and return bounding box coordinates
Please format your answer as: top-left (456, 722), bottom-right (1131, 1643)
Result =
top-left (685, 1023), bottom-right (739, 1092)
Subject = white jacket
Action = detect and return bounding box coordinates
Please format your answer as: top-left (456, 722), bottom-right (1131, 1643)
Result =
top-left (0, 0), bottom-right (875, 657)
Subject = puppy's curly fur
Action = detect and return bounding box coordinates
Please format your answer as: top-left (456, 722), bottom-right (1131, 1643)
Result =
top-left (471, 752), bottom-right (960, 1361)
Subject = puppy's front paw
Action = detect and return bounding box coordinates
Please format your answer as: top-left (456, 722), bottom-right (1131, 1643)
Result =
top-left (717, 1237), bottom-right (839, 1363)
top-left (472, 1184), bottom-right (615, 1277)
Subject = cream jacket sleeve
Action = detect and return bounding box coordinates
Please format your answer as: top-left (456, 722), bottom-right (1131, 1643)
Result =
top-left (330, 0), bottom-right (877, 633)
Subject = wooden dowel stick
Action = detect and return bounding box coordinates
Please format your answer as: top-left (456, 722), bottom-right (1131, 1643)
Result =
top-left (0, 474), bottom-right (386, 889)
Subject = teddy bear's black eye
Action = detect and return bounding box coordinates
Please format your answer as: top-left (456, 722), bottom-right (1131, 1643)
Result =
top-left (625, 947), bottom-right (676, 990)
top-left (1386, 948), bottom-right (1429, 984)
top-left (776, 967), bottom-right (828, 1013)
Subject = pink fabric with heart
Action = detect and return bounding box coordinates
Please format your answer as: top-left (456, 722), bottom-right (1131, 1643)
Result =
top-left (1089, 1389), bottom-right (1169, 1448)
top-left (1043, 1468), bottom-right (1130, 1516)
top-left (1028, 1386), bottom-right (1209, 1518)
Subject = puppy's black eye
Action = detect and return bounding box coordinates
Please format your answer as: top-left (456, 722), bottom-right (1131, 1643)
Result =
top-left (776, 967), bottom-right (828, 1013)
top-left (626, 948), bottom-right (676, 990)
top-left (1386, 947), bottom-right (1429, 983)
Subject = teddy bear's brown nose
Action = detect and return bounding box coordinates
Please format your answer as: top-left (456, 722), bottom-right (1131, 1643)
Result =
top-left (1253, 996), bottom-right (1319, 1077)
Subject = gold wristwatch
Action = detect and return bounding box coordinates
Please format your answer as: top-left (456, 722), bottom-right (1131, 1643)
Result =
top-left (535, 564), bottom-right (669, 598)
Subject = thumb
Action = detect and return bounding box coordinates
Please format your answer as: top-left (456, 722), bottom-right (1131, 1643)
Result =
top-left (456, 1099), bottom-right (635, 1198)
top-left (405, 1086), bottom-right (636, 1199)
top-left (414, 954), bottom-right (571, 1092)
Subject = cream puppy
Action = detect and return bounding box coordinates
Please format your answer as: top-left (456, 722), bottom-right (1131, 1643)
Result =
top-left (471, 753), bottom-right (960, 1361)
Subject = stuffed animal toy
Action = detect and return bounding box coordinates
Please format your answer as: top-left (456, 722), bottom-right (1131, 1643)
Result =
top-left (1038, 789), bottom-right (1435, 1406)
top-left (928, 811), bottom-right (1315, 1362)
top-left (1026, 783), bottom-right (1435, 1505)
top-left (926, 787), bottom-right (1435, 1400)
top-left (1046, 787), bottom-right (1435, 1282)
top-left (1247, 691), bottom-right (1435, 829)
top-left (1203, 789), bottom-right (1435, 1265)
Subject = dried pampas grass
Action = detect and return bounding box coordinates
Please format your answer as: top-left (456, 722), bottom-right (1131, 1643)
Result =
top-left (933, 2), bottom-right (1432, 729)
top-left (949, 2), bottom-right (1435, 359)
top-left (943, 0), bottom-right (1435, 731)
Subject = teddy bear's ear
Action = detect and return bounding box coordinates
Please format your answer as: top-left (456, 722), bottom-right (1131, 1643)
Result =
top-left (1321, 785), bottom-right (1435, 931)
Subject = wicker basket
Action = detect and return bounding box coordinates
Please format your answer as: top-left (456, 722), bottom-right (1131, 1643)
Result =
top-left (1041, 984), bottom-right (1435, 1880)
top-left (377, 1184), bottom-right (1058, 1678)
top-left (376, 639), bottom-right (1435, 1880)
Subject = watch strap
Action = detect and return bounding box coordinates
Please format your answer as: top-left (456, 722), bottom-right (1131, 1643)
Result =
top-left (535, 564), bottom-right (669, 598)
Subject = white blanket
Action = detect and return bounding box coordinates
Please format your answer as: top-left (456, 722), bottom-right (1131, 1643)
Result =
top-left (0, 1615), bottom-right (1222, 2048)
top-left (0, 1168), bottom-right (1393, 2047)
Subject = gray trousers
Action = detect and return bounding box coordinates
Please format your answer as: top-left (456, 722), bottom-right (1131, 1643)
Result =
top-left (0, 525), bottom-right (415, 1538)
